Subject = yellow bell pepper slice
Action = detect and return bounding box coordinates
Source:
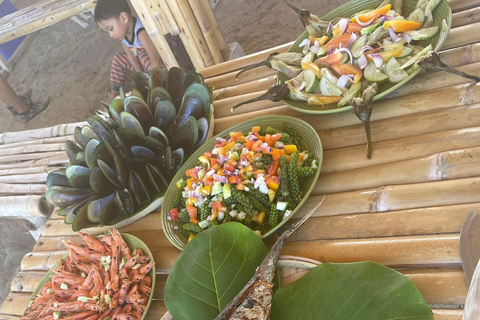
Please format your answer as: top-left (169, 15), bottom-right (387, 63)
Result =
top-left (383, 20), bottom-right (422, 32)
top-left (284, 145), bottom-right (298, 155)
top-left (301, 62), bottom-right (322, 78)
top-left (351, 4), bottom-right (391, 23)
top-left (307, 95), bottom-right (343, 106)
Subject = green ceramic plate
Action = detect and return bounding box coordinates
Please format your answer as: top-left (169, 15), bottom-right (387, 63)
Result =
top-left (23, 233), bottom-right (156, 320)
top-left (161, 115), bottom-right (323, 250)
top-left (277, 0), bottom-right (452, 114)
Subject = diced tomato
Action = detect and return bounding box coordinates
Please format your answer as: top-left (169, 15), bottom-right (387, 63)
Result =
top-left (203, 151), bottom-right (212, 158)
top-left (324, 33), bottom-right (351, 51)
top-left (187, 205), bottom-right (198, 224)
top-left (211, 158), bottom-right (218, 167)
top-left (252, 140), bottom-right (263, 151)
top-left (266, 176), bottom-right (280, 190)
top-left (315, 52), bottom-right (344, 66)
top-left (224, 163), bottom-right (235, 172)
top-left (211, 201), bottom-right (223, 210)
top-left (246, 139), bottom-right (254, 150)
top-left (228, 176), bottom-right (242, 184)
top-left (170, 208), bottom-right (179, 221)
top-left (271, 149), bottom-right (285, 160)
top-left (267, 159), bottom-right (280, 176)
top-left (204, 178), bottom-right (214, 186)
top-left (226, 159), bottom-right (238, 167)
top-left (236, 183), bottom-right (247, 191)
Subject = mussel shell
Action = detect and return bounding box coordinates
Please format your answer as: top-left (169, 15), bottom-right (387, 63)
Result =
top-left (87, 193), bottom-right (114, 223)
top-left (46, 186), bottom-right (96, 208)
top-left (167, 67), bottom-right (186, 110)
top-left (170, 115), bottom-right (198, 156)
top-left (88, 116), bottom-right (120, 155)
top-left (173, 69), bottom-right (204, 107)
top-left (65, 140), bottom-right (83, 163)
top-left (124, 98), bottom-right (153, 135)
top-left (193, 117), bottom-right (209, 150)
top-left (112, 152), bottom-right (130, 186)
top-left (95, 110), bottom-right (118, 130)
top-left (171, 83), bottom-right (211, 133)
top-left (114, 188), bottom-right (135, 215)
top-left (68, 172), bottom-right (91, 188)
top-left (46, 169), bottom-right (70, 189)
top-left (158, 146), bottom-right (172, 176)
top-left (92, 143), bottom-right (113, 168)
top-left (146, 163), bottom-right (169, 196)
top-left (171, 148), bottom-right (184, 174)
top-left (120, 111), bottom-right (145, 138)
top-left (98, 159), bottom-right (123, 188)
top-left (150, 67), bottom-right (168, 89)
top-left (100, 200), bottom-right (123, 226)
top-left (108, 98), bottom-right (125, 126)
top-left (74, 152), bottom-right (87, 167)
top-left (72, 198), bottom-right (97, 231)
top-left (131, 146), bottom-right (156, 159)
top-left (63, 197), bottom-right (94, 224)
top-left (154, 100), bottom-right (176, 131)
top-left (66, 165), bottom-right (91, 179)
top-left (74, 126), bottom-right (90, 149)
top-left (90, 166), bottom-right (116, 195)
top-left (145, 136), bottom-right (165, 153)
top-left (149, 87), bottom-right (172, 113)
top-left (127, 171), bottom-right (151, 207)
top-left (81, 125), bottom-right (97, 140)
top-left (84, 139), bottom-right (100, 169)
top-left (113, 130), bottom-right (133, 161)
top-left (129, 88), bottom-right (144, 99)
top-left (149, 127), bottom-right (169, 147)
top-left (133, 72), bottom-right (150, 101)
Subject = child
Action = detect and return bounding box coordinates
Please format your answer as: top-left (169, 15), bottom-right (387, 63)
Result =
top-left (94, 0), bottom-right (166, 98)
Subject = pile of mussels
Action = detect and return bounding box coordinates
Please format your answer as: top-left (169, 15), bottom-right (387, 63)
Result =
top-left (46, 67), bottom-right (213, 231)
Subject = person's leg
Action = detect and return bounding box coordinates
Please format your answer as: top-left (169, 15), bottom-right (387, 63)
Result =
top-left (0, 74), bottom-right (28, 113)
top-left (137, 49), bottom-right (161, 74)
top-left (111, 52), bottom-right (134, 98)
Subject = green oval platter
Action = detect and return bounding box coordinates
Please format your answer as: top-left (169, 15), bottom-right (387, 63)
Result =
top-left (277, 0), bottom-right (452, 114)
top-left (23, 233), bottom-right (156, 320)
top-left (161, 115), bottom-right (323, 250)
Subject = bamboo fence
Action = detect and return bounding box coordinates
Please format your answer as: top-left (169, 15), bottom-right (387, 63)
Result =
top-left (1, 1), bottom-right (479, 319)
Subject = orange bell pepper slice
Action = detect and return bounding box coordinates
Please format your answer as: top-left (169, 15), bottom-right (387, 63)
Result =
top-left (307, 95), bottom-right (343, 106)
top-left (252, 126), bottom-right (260, 133)
top-left (187, 205), bottom-right (198, 224)
top-left (309, 35), bottom-right (329, 45)
top-left (332, 63), bottom-right (363, 83)
top-left (315, 52), bottom-right (343, 66)
top-left (351, 4), bottom-right (391, 24)
top-left (383, 20), bottom-right (422, 32)
top-left (301, 62), bottom-right (322, 78)
top-left (332, 23), bottom-right (364, 37)
top-left (324, 33), bottom-right (352, 52)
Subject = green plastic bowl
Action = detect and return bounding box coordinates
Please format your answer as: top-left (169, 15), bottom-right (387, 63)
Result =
top-left (23, 233), bottom-right (155, 320)
top-left (161, 115), bottom-right (323, 250)
top-left (277, 0), bottom-right (452, 114)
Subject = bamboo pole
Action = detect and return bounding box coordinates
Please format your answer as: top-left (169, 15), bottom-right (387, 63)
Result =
top-left (0, 292), bottom-right (31, 316)
top-left (448, 0), bottom-right (479, 12)
top-left (433, 310), bottom-right (463, 319)
top-left (452, 7), bottom-right (480, 28)
top-left (0, 314), bottom-right (21, 319)
top-left (195, 0), bottom-right (226, 58)
top-left (0, 151), bottom-right (66, 164)
top-left (0, 155), bottom-right (69, 170)
top-left (0, 122), bottom-right (86, 145)
top-left (214, 90), bottom-right (284, 118)
top-left (187, 0), bottom-right (223, 64)
top-left (165, 0), bottom-right (213, 68)
top-left (0, 143), bottom-right (65, 157)
top-left (129, 0), bottom-right (178, 68)
top-left (10, 271), bottom-right (46, 292)
top-left (443, 21), bottom-right (480, 50)
top-left (20, 250), bottom-right (67, 271)
top-left (0, 166), bottom-right (55, 176)
top-left (0, 173), bottom-right (47, 184)
top-left (213, 75), bottom-right (275, 100)
top-left (147, 0), bottom-right (179, 35)
top-left (0, 195), bottom-right (52, 217)
top-left (0, 184), bottom-right (47, 195)
top-left (0, 136), bottom-right (71, 151)
top-left (205, 66), bottom-right (275, 90)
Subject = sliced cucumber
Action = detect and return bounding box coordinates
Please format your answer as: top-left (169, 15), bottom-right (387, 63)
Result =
top-left (316, 46), bottom-right (328, 57)
top-left (351, 35), bottom-right (368, 58)
top-left (364, 62), bottom-right (389, 83)
top-left (385, 57), bottom-right (408, 83)
top-left (406, 26), bottom-right (439, 40)
top-left (321, 68), bottom-right (338, 84)
top-left (397, 46), bottom-right (414, 58)
top-left (304, 69), bottom-right (319, 93)
top-left (337, 82), bottom-right (362, 108)
top-left (302, 52), bottom-right (315, 63)
top-left (382, 38), bottom-right (393, 47)
top-left (400, 44), bottom-right (432, 70)
top-left (320, 76), bottom-right (344, 96)
top-left (361, 22), bottom-right (382, 35)
top-left (340, 52), bottom-right (350, 64)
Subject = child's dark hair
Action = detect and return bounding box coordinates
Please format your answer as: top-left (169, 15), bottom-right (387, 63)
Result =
top-left (94, 0), bottom-right (131, 22)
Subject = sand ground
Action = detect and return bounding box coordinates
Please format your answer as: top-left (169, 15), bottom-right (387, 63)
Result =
top-left (0, 0), bottom-right (347, 306)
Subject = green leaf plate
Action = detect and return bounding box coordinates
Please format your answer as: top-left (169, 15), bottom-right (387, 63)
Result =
top-left (23, 233), bottom-right (156, 320)
top-left (277, 0), bottom-right (452, 114)
top-left (161, 115), bottom-right (323, 250)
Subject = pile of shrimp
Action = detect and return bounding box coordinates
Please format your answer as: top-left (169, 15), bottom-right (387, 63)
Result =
top-left (22, 229), bottom-right (154, 320)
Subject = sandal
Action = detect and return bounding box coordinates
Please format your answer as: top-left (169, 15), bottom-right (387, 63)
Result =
top-left (19, 98), bottom-right (50, 122)
top-left (6, 90), bottom-right (33, 116)
top-left (6, 105), bottom-right (18, 116)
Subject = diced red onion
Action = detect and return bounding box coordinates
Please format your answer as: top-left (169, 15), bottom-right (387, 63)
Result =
top-left (222, 170), bottom-right (233, 176)
top-left (299, 38), bottom-right (311, 48)
top-left (355, 14), bottom-right (375, 26)
top-left (218, 154), bottom-right (227, 165)
top-left (344, 33), bottom-right (358, 49)
top-left (336, 47), bottom-right (353, 64)
top-left (205, 169), bottom-right (215, 178)
top-left (400, 33), bottom-right (412, 43)
top-left (167, 212), bottom-right (171, 221)
top-left (195, 166), bottom-right (203, 171)
top-left (309, 40), bottom-right (320, 54)
top-left (369, 53), bottom-right (384, 67)
top-left (245, 134), bottom-right (258, 141)
top-left (215, 137), bottom-right (226, 143)
top-left (213, 174), bottom-right (227, 184)
top-left (327, 22), bottom-right (333, 33)
top-left (233, 169), bottom-right (241, 176)
top-left (338, 18), bottom-right (349, 35)
top-left (378, 14), bottom-right (393, 21)
top-left (388, 27), bottom-right (399, 42)
top-left (336, 75), bottom-right (354, 88)
top-left (327, 47), bottom-right (333, 55)
top-left (358, 53), bottom-right (368, 69)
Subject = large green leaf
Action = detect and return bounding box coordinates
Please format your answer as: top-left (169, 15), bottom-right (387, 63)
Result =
top-left (271, 262), bottom-right (433, 320)
top-left (164, 222), bottom-right (268, 320)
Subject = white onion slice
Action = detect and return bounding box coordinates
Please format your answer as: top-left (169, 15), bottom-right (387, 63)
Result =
top-left (400, 33), bottom-right (412, 43)
top-left (344, 33), bottom-right (358, 49)
top-left (299, 38), bottom-right (311, 48)
top-left (309, 40), bottom-right (320, 54)
top-left (336, 47), bottom-right (353, 64)
top-left (358, 53), bottom-right (368, 69)
top-left (355, 14), bottom-right (375, 26)
top-left (336, 75), bottom-right (354, 88)
top-left (388, 27), bottom-right (399, 42)
top-left (338, 18), bottom-right (349, 35)
top-left (327, 22), bottom-right (333, 33)
top-left (369, 53), bottom-right (384, 67)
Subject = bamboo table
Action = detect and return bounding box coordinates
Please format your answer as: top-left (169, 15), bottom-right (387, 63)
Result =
top-left (1, 0), bottom-right (480, 318)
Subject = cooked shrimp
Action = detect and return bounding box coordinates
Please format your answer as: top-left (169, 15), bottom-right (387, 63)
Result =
top-left (111, 229), bottom-right (131, 258)
top-left (50, 301), bottom-right (86, 312)
top-left (79, 232), bottom-right (109, 253)
top-left (138, 261), bottom-right (154, 275)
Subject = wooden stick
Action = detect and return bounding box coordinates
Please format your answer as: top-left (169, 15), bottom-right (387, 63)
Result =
top-left (448, 0), bottom-right (479, 13)
top-left (213, 76), bottom-right (275, 100)
top-left (0, 136), bottom-right (71, 151)
top-left (433, 309), bottom-right (463, 319)
top-left (443, 21), bottom-right (480, 50)
top-left (0, 183), bottom-right (47, 195)
top-left (0, 143), bottom-right (64, 157)
top-left (205, 66), bottom-right (275, 90)
top-left (0, 151), bottom-right (66, 164)
top-left (165, 0), bottom-right (212, 68)
top-left (0, 122), bottom-right (86, 145)
top-left (214, 90), bottom-right (284, 118)
top-left (187, 0), bottom-right (223, 64)
top-left (0, 195), bottom-right (52, 217)
top-left (0, 173), bottom-right (47, 184)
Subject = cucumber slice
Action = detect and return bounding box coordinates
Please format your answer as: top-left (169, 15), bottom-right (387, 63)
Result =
top-left (361, 22), bottom-right (382, 35)
top-left (400, 44), bottom-right (432, 70)
top-left (340, 52), bottom-right (350, 64)
top-left (304, 69), bottom-right (319, 93)
top-left (337, 82), bottom-right (362, 108)
top-left (405, 26), bottom-right (439, 40)
top-left (321, 68), bottom-right (338, 84)
top-left (397, 46), bottom-right (414, 58)
top-left (385, 57), bottom-right (408, 83)
top-left (316, 46), bottom-right (328, 57)
top-left (302, 52), bottom-right (315, 63)
top-left (320, 76), bottom-right (344, 96)
top-left (364, 62), bottom-right (389, 82)
top-left (350, 35), bottom-right (368, 58)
